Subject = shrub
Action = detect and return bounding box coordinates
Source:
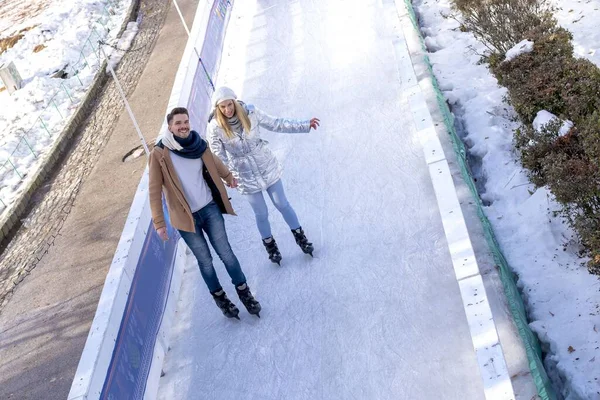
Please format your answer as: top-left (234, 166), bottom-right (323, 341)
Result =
top-left (452, 0), bottom-right (554, 55)
top-left (516, 119), bottom-right (600, 273)
top-left (561, 60), bottom-right (600, 122)
top-left (581, 111), bottom-right (600, 164)
top-left (451, 0), bottom-right (600, 274)
top-left (491, 25), bottom-right (573, 123)
top-left (574, 213), bottom-right (600, 275)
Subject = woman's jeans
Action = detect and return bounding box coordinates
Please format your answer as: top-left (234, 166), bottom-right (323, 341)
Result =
top-left (178, 201), bottom-right (246, 292)
top-left (244, 179), bottom-right (300, 239)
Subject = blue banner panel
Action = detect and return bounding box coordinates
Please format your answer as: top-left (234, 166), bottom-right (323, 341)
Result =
top-left (187, 0), bottom-right (233, 133)
top-left (100, 202), bottom-right (180, 400)
top-left (199, 0), bottom-right (231, 80)
top-left (186, 61), bottom-right (215, 134)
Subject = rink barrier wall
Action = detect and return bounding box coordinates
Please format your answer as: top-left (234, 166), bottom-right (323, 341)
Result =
top-left (391, 0), bottom-right (557, 399)
top-left (67, 1), bottom-right (233, 399)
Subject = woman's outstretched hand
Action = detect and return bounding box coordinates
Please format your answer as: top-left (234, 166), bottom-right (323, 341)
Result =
top-left (310, 118), bottom-right (320, 130)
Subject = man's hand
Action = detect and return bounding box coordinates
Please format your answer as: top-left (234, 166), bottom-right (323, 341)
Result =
top-left (310, 118), bottom-right (320, 130)
top-left (225, 176), bottom-right (238, 188)
top-left (157, 227), bottom-right (169, 241)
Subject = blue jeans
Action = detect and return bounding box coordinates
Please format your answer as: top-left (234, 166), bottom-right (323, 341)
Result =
top-left (178, 201), bottom-right (246, 292)
top-left (244, 179), bottom-right (301, 239)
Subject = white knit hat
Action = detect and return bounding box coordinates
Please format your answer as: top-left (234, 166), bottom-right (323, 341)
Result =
top-left (211, 86), bottom-right (237, 107)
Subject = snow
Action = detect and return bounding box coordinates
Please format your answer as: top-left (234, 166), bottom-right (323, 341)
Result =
top-left (0, 0), bottom-right (132, 214)
top-left (0, 0), bottom-right (50, 37)
top-left (105, 21), bottom-right (139, 73)
top-left (411, 0), bottom-right (600, 398)
top-left (532, 110), bottom-right (573, 136)
top-left (505, 39), bottom-right (534, 62)
top-left (552, 0), bottom-right (600, 65)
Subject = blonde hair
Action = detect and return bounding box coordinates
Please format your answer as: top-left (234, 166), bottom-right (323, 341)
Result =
top-left (215, 100), bottom-right (251, 139)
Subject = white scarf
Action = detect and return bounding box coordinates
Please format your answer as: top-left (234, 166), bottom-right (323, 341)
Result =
top-left (159, 127), bottom-right (184, 151)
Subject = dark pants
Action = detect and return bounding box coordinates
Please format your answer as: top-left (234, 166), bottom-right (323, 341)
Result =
top-left (178, 201), bottom-right (246, 292)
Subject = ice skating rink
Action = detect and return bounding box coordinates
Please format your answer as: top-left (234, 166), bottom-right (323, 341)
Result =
top-left (157, 1), bottom-right (514, 399)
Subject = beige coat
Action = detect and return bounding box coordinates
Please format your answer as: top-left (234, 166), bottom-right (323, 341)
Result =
top-left (148, 145), bottom-right (236, 233)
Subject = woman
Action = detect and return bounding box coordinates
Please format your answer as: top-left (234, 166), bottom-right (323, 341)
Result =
top-left (149, 106), bottom-right (260, 319)
top-left (207, 86), bottom-right (320, 265)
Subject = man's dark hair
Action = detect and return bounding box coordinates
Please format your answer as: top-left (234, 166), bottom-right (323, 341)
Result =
top-left (167, 107), bottom-right (189, 125)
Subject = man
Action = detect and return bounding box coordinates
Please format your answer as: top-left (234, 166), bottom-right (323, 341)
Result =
top-left (148, 107), bottom-right (260, 319)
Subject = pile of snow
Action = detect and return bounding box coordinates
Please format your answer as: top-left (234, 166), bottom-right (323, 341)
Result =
top-left (504, 39), bottom-right (534, 62)
top-left (105, 21), bottom-right (139, 72)
top-left (412, 0), bottom-right (600, 397)
top-left (0, 0), bottom-right (132, 213)
top-left (532, 110), bottom-right (573, 136)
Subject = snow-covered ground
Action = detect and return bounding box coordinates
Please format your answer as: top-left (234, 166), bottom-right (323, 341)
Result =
top-left (411, 0), bottom-right (600, 398)
top-left (0, 0), bottom-right (133, 214)
top-left (553, 0), bottom-right (600, 65)
top-left (0, 0), bottom-right (51, 37)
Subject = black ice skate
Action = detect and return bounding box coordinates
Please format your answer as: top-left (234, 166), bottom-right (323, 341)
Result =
top-left (262, 236), bottom-right (282, 265)
top-left (236, 283), bottom-right (262, 318)
top-left (211, 289), bottom-right (240, 320)
top-left (292, 227), bottom-right (314, 257)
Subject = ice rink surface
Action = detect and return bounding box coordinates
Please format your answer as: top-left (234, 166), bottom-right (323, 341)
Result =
top-left (158, 1), bottom-right (490, 398)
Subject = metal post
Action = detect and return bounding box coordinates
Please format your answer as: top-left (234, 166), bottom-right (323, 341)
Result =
top-left (99, 45), bottom-right (150, 155)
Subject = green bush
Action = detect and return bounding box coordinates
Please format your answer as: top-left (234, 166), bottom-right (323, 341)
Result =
top-left (514, 119), bottom-right (573, 187)
top-left (515, 118), bottom-right (600, 273)
top-left (452, 0), bottom-right (554, 55)
top-left (491, 25), bottom-right (573, 123)
top-left (581, 111), bottom-right (600, 163)
top-left (451, 0), bottom-right (600, 273)
top-left (561, 60), bottom-right (600, 122)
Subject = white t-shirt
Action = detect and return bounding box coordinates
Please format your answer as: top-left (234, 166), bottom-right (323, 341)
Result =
top-left (170, 153), bottom-right (213, 213)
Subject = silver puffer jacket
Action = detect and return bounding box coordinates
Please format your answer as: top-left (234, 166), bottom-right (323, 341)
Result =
top-left (207, 104), bottom-right (311, 195)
